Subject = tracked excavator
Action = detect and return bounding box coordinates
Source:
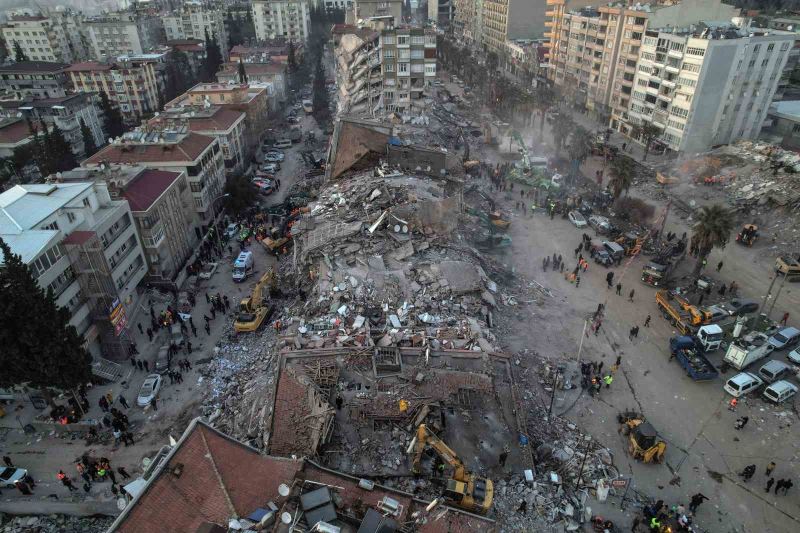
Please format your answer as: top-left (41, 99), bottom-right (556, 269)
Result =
top-left (407, 424), bottom-right (494, 515)
top-left (233, 270), bottom-right (275, 333)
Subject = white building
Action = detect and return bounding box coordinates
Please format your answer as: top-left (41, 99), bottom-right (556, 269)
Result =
top-left (1, 14), bottom-right (74, 63)
top-left (628, 23), bottom-right (796, 153)
top-left (84, 12), bottom-right (162, 61)
top-left (163, 1), bottom-right (229, 60)
top-left (20, 93), bottom-right (106, 159)
top-left (252, 0), bottom-right (311, 42)
top-left (0, 181), bottom-right (147, 360)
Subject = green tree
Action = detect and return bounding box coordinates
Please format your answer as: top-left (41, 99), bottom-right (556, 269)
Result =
top-left (0, 238), bottom-right (92, 392)
top-left (535, 85), bottom-right (554, 139)
top-left (164, 50), bottom-right (193, 102)
top-left (609, 156), bottom-right (635, 199)
top-left (288, 40), bottom-right (297, 71)
top-left (202, 28), bottom-right (223, 82)
top-left (79, 118), bottom-right (97, 158)
top-left (99, 90), bottom-right (124, 139)
top-left (49, 123), bottom-right (78, 172)
top-left (237, 58), bottom-right (248, 84)
top-left (13, 41), bottom-right (27, 62)
top-left (568, 125), bottom-right (594, 177)
top-left (633, 122), bottom-right (662, 161)
top-left (690, 205), bottom-right (735, 277)
top-left (312, 54), bottom-right (329, 123)
top-left (222, 172), bottom-right (257, 215)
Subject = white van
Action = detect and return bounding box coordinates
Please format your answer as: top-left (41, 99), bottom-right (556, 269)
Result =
top-left (232, 251), bottom-right (254, 282)
top-left (274, 139), bottom-right (292, 149)
top-left (724, 372), bottom-right (763, 397)
top-left (762, 380), bottom-right (798, 403)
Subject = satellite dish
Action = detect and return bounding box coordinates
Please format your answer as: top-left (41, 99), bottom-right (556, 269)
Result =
top-left (116, 497), bottom-right (127, 510)
top-left (278, 483), bottom-right (290, 497)
top-left (100, 164), bottom-right (106, 170)
top-left (281, 512), bottom-right (292, 524)
top-left (108, 138), bottom-right (114, 144)
top-left (155, 112), bottom-right (159, 116)
top-left (56, 172), bottom-right (62, 178)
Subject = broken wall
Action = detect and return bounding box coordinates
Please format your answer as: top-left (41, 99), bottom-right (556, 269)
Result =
top-left (387, 144), bottom-right (449, 176)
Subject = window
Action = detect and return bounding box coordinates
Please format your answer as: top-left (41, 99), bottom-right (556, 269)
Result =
top-left (686, 47), bottom-right (705, 56)
top-left (398, 62), bottom-right (408, 73)
top-left (83, 197), bottom-right (90, 207)
top-left (424, 64), bottom-right (436, 75)
top-left (638, 64), bottom-right (651, 74)
top-left (397, 35), bottom-right (409, 45)
top-left (793, 124), bottom-right (800, 133)
top-left (781, 42), bottom-right (790, 51)
top-left (762, 59), bottom-right (769, 67)
top-left (677, 77), bottom-right (696, 88)
top-left (768, 43), bottom-right (775, 51)
top-left (633, 90), bottom-right (646, 101)
top-left (398, 49), bottom-right (409, 59)
top-left (411, 35), bottom-right (424, 45)
top-left (411, 49), bottom-right (423, 59)
top-left (667, 119), bottom-right (685, 131)
top-left (411, 63), bottom-right (423, 73)
top-left (66, 212), bottom-right (76, 223)
top-left (41, 221), bottom-right (59, 231)
top-left (682, 63), bottom-right (701, 73)
top-left (384, 62), bottom-right (394, 72)
top-left (383, 49), bottom-right (395, 58)
top-left (670, 106), bottom-right (689, 118)
top-left (670, 42), bottom-right (684, 52)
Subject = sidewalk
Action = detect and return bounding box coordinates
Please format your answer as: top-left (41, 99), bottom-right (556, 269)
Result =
top-left (0, 499), bottom-right (119, 517)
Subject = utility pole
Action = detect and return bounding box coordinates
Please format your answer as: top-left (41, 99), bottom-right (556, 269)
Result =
top-left (756, 275), bottom-right (779, 330)
top-left (576, 435), bottom-right (592, 487)
top-left (767, 272), bottom-right (789, 319)
top-left (576, 317), bottom-right (589, 365)
top-left (548, 366), bottom-right (563, 422)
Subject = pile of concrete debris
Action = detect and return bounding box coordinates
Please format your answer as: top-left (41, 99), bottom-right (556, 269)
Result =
top-left (0, 515), bottom-right (113, 533)
top-left (274, 169), bottom-right (508, 353)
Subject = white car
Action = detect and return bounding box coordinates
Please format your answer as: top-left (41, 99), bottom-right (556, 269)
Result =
top-left (788, 347), bottom-right (800, 364)
top-left (568, 211), bottom-right (587, 228)
top-left (0, 467), bottom-right (28, 487)
top-left (588, 215), bottom-right (611, 234)
top-left (265, 151), bottom-right (285, 161)
top-left (762, 380), bottom-right (798, 403)
top-left (723, 372), bottom-right (763, 398)
top-left (137, 374), bottom-right (162, 407)
top-left (262, 163), bottom-right (280, 173)
top-left (224, 223), bottom-right (238, 239)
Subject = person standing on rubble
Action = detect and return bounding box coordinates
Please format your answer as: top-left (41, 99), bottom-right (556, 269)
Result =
top-left (616, 283), bottom-right (622, 295)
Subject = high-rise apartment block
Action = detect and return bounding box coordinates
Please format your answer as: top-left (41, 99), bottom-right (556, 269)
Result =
top-left (84, 12), bottom-right (163, 61)
top-left (380, 27), bottom-right (437, 113)
top-left (353, 0), bottom-right (403, 26)
top-left (252, 0), bottom-right (311, 42)
top-left (0, 62), bottom-right (70, 99)
top-left (163, 1), bottom-right (229, 59)
top-left (481, 0), bottom-right (547, 54)
top-left (1, 14), bottom-right (75, 63)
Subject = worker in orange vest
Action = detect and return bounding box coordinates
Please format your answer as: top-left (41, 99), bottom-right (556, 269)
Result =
top-left (728, 397), bottom-right (738, 411)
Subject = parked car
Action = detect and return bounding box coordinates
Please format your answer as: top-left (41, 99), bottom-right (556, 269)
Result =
top-left (718, 299), bottom-right (760, 317)
top-left (265, 151), bottom-right (285, 161)
top-left (762, 380), bottom-right (798, 403)
top-left (155, 345), bottom-right (170, 374)
top-left (705, 305), bottom-right (730, 323)
top-left (568, 211), bottom-right (587, 228)
top-left (757, 360), bottom-right (793, 383)
top-left (0, 467), bottom-right (28, 488)
top-left (768, 326), bottom-right (800, 350)
top-left (264, 153), bottom-right (283, 163)
top-left (262, 163), bottom-right (280, 173)
top-left (787, 347), bottom-right (800, 364)
top-left (137, 374), bottom-right (162, 407)
top-left (588, 215), bottom-right (611, 234)
top-left (224, 223), bottom-right (238, 239)
top-left (724, 372), bottom-right (763, 397)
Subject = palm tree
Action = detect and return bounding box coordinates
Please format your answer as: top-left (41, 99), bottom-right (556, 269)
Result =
top-left (568, 126), bottom-right (594, 178)
top-left (633, 122), bottom-right (662, 161)
top-left (535, 86), bottom-right (554, 138)
top-left (690, 205), bottom-right (735, 277)
top-left (609, 156), bottom-right (635, 199)
top-left (552, 113), bottom-right (574, 157)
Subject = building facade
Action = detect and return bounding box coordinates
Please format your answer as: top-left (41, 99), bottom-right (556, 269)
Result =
top-left (66, 54), bottom-right (166, 126)
top-left (163, 1), bottom-right (229, 60)
top-left (379, 27), bottom-right (437, 113)
top-left (0, 181), bottom-right (147, 360)
top-left (627, 25), bottom-right (795, 153)
top-left (21, 93), bottom-right (106, 159)
top-left (216, 62), bottom-right (287, 101)
top-left (84, 12), bottom-right (162, 61)
top-left (353, 0), bottom-right (403, 26)
top-left (0, 61), bottom-right (70, 100)
top-left (1, 14), bottom-right (75, 63)
top-left (453, 0), bottom-right (483, 46)
top-left (428, 0), bottom-right (455, 27)
top-left (83, 130), bottom-right (226, 233)
top-left (252, 0), bottom-right (312, 42)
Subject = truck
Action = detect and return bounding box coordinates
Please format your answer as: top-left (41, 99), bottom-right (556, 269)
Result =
top-left (302, 99), bottom-right (313, 114)
top-left (655, 289), bottom-right (711, 335)
top-left (641, 241), bottom-right (686, 287)
top-left (669, 335), bottom-right (719, 381)
top-left (723, 332), bottom-right (776, 370)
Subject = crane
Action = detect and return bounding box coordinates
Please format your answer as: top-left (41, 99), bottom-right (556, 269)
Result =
top-left (233, 270), bottom-right (275, 333)
top-left (407, 424), bottom-right (494, 515)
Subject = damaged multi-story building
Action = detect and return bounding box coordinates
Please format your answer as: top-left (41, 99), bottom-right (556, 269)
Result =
top-left (334, 24), bottom-right (437, 116)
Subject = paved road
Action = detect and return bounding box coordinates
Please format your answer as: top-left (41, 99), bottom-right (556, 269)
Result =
top-left (483, 119), bottom-right (800, 532)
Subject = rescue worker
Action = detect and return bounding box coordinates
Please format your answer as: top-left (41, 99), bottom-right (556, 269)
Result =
top-left (603, 374), bottom-right (613, 388)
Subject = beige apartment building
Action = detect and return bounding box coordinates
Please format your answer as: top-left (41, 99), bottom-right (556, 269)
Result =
top-left (252, 0), bottom-right (311, 42)
top-left (1, 14), bottom-right (75, 63)
top-left (545, 0), bottom-right (740, 125)
top-left (453, 0), bottom-right (483, 45)
top-left (84, 12), bottom-right (163, 61)
top-left (482, 0), bottom-right (548, 54)
top-left (163, 1), bottom-right (229, 60)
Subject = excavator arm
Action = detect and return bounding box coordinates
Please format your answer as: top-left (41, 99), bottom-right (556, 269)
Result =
top-left (409, 424), bottom-right (467, 481)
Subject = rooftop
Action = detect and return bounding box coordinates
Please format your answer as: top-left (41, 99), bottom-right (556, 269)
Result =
top-left (64, 62), bottom-right (113, 72)
top-left (0, 61), bottom-right (69, 73)
top-left (771, 100), bottom-right (800, 121)
top-left (121, 169), bottom-right (184, 212)
top-left (83, 132), bottom-right (215, 166)
top-left (0, 119), bottom-right (32, 145)
top-left (0, 230), bottom-right (59, 265)
top-left (218, 62), bottom-right (285, 76)
top-left (149, 106), bottom-right (246, 133)
top-left (0, 182), bottom-right (93, 234)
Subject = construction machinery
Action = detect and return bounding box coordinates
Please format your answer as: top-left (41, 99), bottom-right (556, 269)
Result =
top-left (655, 289), bottom-right (711, 335)
top-left (615, 232), bottom-right (643, 256)
top-left (618, 412), bottom-right (666, 464)
top-left (408, 424), bottom-right (493, 515)
top-left (233, 270), bottom-right (275, 333)
top-left (736, 224), bottom-right (759, 246)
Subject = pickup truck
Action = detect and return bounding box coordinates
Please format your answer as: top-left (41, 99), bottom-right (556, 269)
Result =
top-left (723, 332), bottom-right (775, 370)
top-left (669, 336), bottom-right (720, 381)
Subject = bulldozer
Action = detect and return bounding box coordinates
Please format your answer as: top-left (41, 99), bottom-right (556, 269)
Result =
top-left (736, 224), bottom-right (759, 246)
top-left (407, 424), bottom-right (494, 515)
top-left (618, 411), bottom-right (666, 464)
top-left (233, 270), bottom-right (275, 333)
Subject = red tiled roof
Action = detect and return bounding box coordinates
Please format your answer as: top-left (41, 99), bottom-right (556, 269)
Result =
top-left (0, 61), bottom-right (69, 73)
top-left (83, 133), bottom-right (215, 166)
top-left (65, 62), bottom-right (113, 72)
top-left (114, 421), bottom-right (303, 533)
top-left (121, 170), bottom-right (182, 212)
top-left (187, 109), bottom-right (245, 132)
top-left (0, 120), bottom-right (32, 145)
top-left (9, 15), bottom-right (47, 22)
top-left (269, 367), bottom-right (316, 457)
top-left (62, 231), bottom-right (96, 245)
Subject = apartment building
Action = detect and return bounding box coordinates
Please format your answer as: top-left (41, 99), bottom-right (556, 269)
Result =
top-left (453, 0), bottom-right (483, 45)
top-left (482, 0), bottom-right (547, 54)
top-left (252, 0), bottom-right (312, 42)
top-left (353, 0), bottom-right (403, 26)
top-left (18, 93), bottom-right (106, 159)
top-left (380, 27), bottom-right (438, 113)
top-left (545, 0), bottom-right (739, 124)
top-left (333, 26), bottom-right (381, 115)
top-left (428, 0), bottom-right (455, 27)
top-left (216, 61), bottom-right (287, 101)
top-left (83, 129), bottom-right (225, 234)
top-left (0, 61), bottom-right (70, 99)
top-left (84, 12), bottom-right (163, 61)
top-left (58, 165), bottom-right (198, 283)
top-left (66, 54), bottom-right (166, 126)
top-left (627, 24), bottom-right (795, 154)
top-left (165, 83), bottom-right (270, 156)
top-left (148, 106), bottom-right (247, 175)
top-left (1, 14), bottom-right (75, 63)
top-left (164, 1), bottom-right (229, 59)
top-left (0, 181), bottom-right (147, 359)
top-left (165, 39), bottom-right (207, 82)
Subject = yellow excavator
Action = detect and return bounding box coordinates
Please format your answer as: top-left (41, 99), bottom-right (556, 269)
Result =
top-left (618, 412), bottom-right (666, 464)
top-left (407, 424), bottom-right (493, 515)
top-left (233, 270), bottom-right (275, 333)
